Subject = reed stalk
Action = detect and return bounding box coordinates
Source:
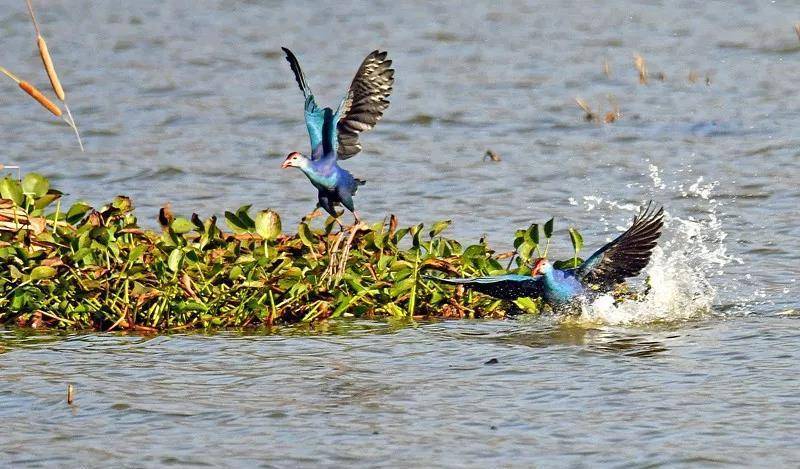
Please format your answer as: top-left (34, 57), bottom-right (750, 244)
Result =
top-left (1, 66), bottom-right (63, 117)
top-left (25, 0), bottom-right (84, 151)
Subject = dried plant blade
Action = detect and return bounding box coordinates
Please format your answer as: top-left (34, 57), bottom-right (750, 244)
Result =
top-left (0, 66), bottom-right (22, 84)
top-left (63, 103), bottom-right (84, 152)
top-left (795, 22), bottom-right (800, 42)
top-left (25, 0), bottom-right (41, 36)
top-left (634, 53), bottom-right (648, 84)
top-left (574, 97), bottom-right (596, 121)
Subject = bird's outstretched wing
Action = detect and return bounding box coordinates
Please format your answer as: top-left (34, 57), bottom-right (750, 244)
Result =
top-left (574, 202), bottom-right (664, 289)
top-left (336, 50), bottom-right (394, 159)
top-left (426, 274), bottom-right (544, 301)
top-left (282, 47), bottom-right (326, 158)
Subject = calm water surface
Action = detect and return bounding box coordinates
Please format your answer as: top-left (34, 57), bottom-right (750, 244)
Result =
top-left (1, 0), bottom-right (799, 466)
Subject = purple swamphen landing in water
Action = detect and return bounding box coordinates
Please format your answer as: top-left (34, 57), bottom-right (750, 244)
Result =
top-left (428, 203), bottom-right (665, 312)
top-left (280, 47), bottom-right (394, 225)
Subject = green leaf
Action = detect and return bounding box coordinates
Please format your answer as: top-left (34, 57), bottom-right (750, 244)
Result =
top-left (568, 227), bottom-right (583, 253)
top-left (527, 223), bottom-right (540, 245)
top-left (513, 297), bottom-right (540, 314)
top-left (462, 244), bottom-right (486, 259)
top-left (568, 227), bottom-right (584, 268)
top-left (255, 209), bottom-right (281, 240)
top-left (30, 265), bottom-right (57, 280)
top-left (127, 244), bottom-right (147, 263)
top-left (428, 220), bottom-right (451, 238)
top-left (513, 229), bottom-right (526, 249)
top-left (554, 258), bottom-right (583, 270)
top-left (544, 218), bottom-right (554, 238)
top-left (167, 249), bottom-right (183, 272)
top-left (297, 223), bottom-right (316, 248)
top-left (34, 190), bottom-right (62, 210)
top-left (0, 177), bottom-right (24, 206)
top-left (235, 205), bottom-right (256, 230)
top-left (65, 202), bottom-right (92, 224)
top-left (171, 217), bottom-right (195, 234)
top-left (22, 173), bottom-right (49, 198)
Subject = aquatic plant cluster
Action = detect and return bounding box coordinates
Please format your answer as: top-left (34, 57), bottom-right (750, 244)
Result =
top-left (0, 174), bottom-right (590, 330)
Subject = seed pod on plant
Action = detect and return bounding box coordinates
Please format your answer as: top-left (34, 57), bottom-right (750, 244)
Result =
top-left (18, 80), bottom-right (63, 117)
top-left (37, 36), bottom-right (65, 101)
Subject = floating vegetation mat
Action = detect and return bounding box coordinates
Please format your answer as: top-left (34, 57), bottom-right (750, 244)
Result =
top-left (0, 173), bottom-right (592, 331)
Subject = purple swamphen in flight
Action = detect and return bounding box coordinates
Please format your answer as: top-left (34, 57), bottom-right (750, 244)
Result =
top-left (428, 203), bottom-right (665, 311)
top-left (280, 47), bottom-right (394, 225)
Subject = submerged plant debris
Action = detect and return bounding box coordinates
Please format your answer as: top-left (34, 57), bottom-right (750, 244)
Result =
top-left (0, 173), bottom-right (599, 331)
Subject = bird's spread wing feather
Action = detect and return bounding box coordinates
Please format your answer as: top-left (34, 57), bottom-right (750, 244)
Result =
top-left (336, 50), bottom-right (394, 159)
top-left (574, 202), bottom-right (664, 289)
top-left (426, 274), bottom-right (544, 301)
top-left (282, 47), bottom-right (327, 158)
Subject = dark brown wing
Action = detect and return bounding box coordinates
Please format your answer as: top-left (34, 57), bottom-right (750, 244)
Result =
top-left (336, 50), bottom-right (394, 159)
top-left (574, 202), bottom-right (664, 290)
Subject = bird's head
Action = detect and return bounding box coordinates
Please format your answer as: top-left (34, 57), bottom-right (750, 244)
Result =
top-left (281, 151), bottom-right (308, 169)
top-left (531, 257), bottom-right (552, 276)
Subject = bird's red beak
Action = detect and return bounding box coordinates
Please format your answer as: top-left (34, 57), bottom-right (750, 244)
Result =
top-left (281, 152), bottom-right (298, 169)
top-left (531, 258), bottom-right (546, 275)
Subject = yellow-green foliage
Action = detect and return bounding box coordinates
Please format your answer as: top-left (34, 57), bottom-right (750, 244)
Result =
top-left (0, 173), bottom-right (585, 331)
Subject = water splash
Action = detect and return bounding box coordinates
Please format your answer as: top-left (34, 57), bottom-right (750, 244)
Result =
top-left (570, 170), bottom-right (739, 325)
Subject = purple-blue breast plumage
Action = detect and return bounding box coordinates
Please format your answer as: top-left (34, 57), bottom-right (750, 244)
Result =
top-left (279, 48), bottom-right (394, 221)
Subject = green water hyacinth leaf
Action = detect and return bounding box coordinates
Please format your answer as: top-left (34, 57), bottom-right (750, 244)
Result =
top-left (544, 218), bottom-right (554, 239)
top-left (224, 205), bottom-right (256, 233)
top-left (111, 196), bottom-right (133, 213)
top-left (462, 244), bottom-right (485, 258)
top-left (65, 202), bottom-right (91, 224)
top-left (171, 217), bottom-right (194, 234)
top-left (30, 266), bottom-right (57, 280)
top-left (297, 223), bottom-right (316, 248)
top-left (22, 173), bottom-right (49, 198)
top-left (568, 227), bottom-right (584, 268)
top-left (255, 209), bottom-right (281, 241)
top-left (167, 249), bottom-right (183, 272)
top-left (34, 190), bottom-right (62, 211)
top-left (526, 223), bottom-right (539, 245)
top-left (0, 177), bottom-right (24, 206)
top-left (0, 171), bottom-right (614, 330)
top-left (513, 297), bottom-right (540, 314)
top-left (429, 220), bottom-right (451, 238)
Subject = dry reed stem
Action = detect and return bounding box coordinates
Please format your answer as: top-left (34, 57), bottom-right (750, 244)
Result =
top-left (2, 67), bottom-right (64, 117)
top-left (67, 384), bottom-right (74, 405)
top-left (602, 58), bottom-right (610, 77)
top-left (27, 0), bottom-right (84, 151)
top-left (634, 53), bottom-right (647, 84)
top-left (574, 97), bottom-right (596, 121)
top-left (795, 23), bottom-right (800, 42)
top-left (24, 0), bottom-right (40, 36)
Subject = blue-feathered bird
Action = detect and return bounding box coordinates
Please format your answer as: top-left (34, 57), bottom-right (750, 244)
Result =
top-left (429, 203), bottom-right (664, 311)
top-left (280, 47), bottom-right (394, 225)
